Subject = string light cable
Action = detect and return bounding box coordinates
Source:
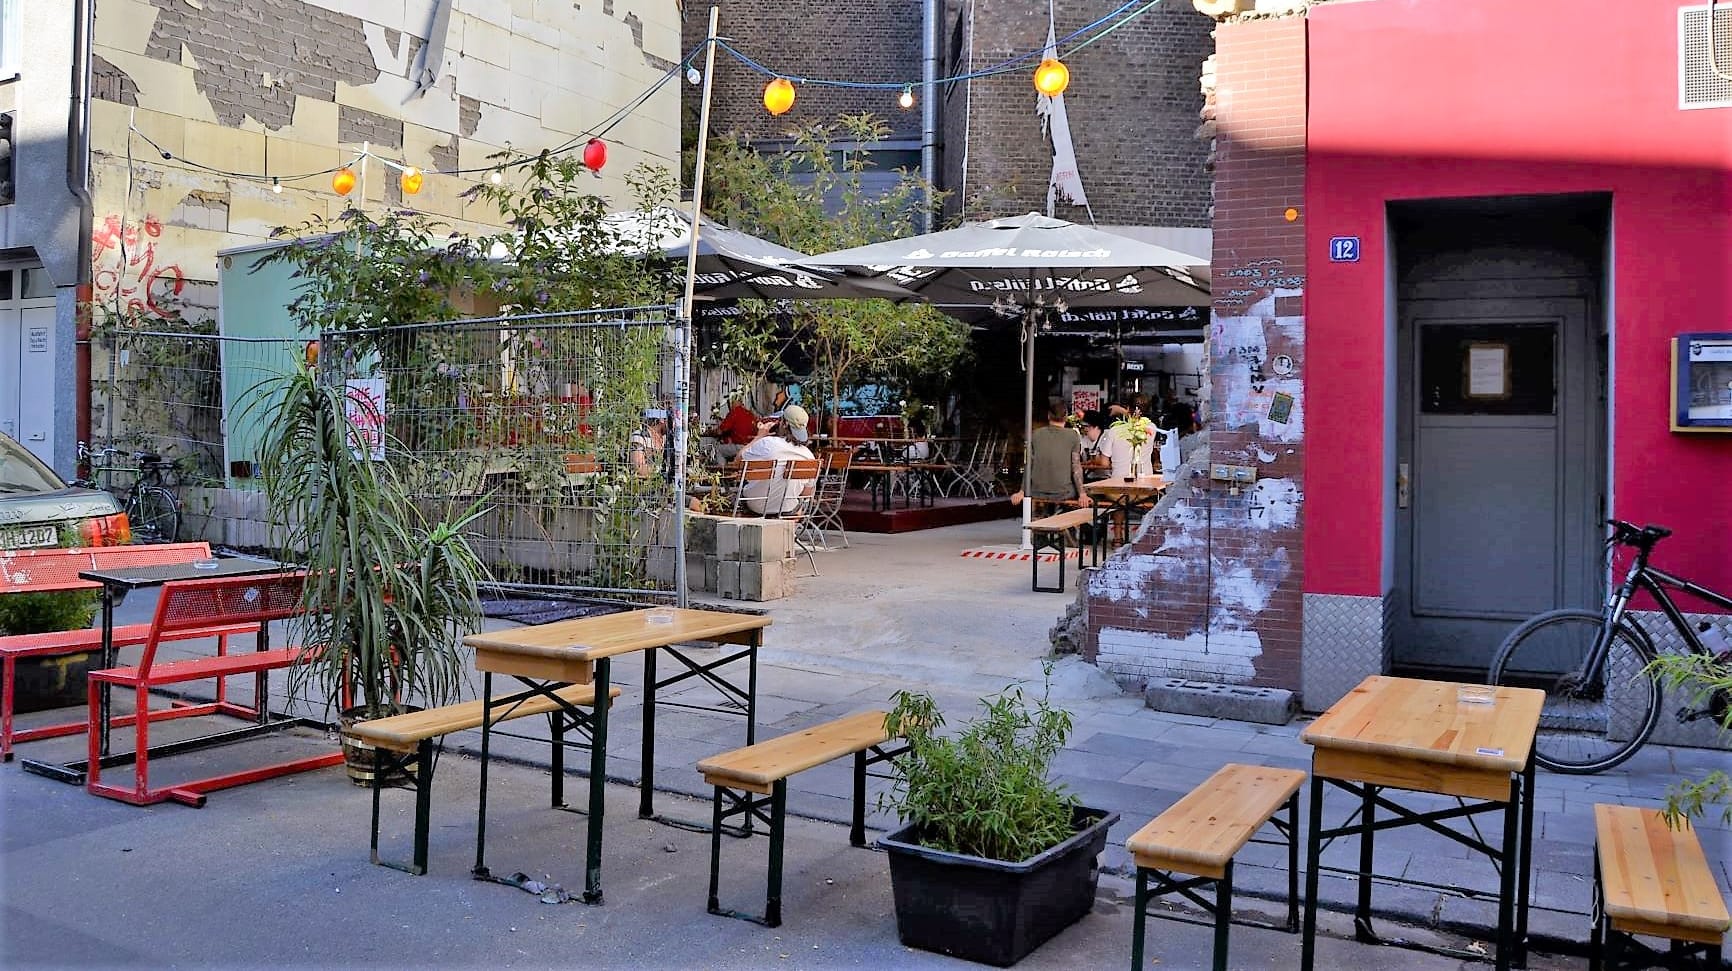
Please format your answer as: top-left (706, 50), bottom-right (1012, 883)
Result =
top-left (117, 0), bottom-right (1166, 193)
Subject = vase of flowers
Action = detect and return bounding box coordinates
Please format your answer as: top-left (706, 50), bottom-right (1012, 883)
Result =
top-left (1112, 415), bottom-right (1156, 481)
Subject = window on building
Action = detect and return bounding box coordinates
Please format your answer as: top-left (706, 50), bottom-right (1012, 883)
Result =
top-left (0, 0), bottom-right (18, 78)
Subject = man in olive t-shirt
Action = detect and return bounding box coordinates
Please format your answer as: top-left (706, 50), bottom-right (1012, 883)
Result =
top-left (1027, 399), bottom-right (1084, 503)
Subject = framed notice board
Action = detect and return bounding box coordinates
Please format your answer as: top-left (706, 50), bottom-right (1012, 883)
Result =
top-left (1672, 333), bottom-right (1732, 432)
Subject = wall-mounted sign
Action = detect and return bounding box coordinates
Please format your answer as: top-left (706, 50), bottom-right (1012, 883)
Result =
top-left (1328, 236), bottom-right (1361, 263)
top-left (1268, 391), bottom-right (1294, 424)
top-left (1122, 361), bottom-right (1145, 372)
top-left (1672, 332), bottom-right (1732, 432)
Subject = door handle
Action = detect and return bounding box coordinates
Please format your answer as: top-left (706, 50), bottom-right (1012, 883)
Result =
top-left (1397, 462), bottom-right (1411, 509)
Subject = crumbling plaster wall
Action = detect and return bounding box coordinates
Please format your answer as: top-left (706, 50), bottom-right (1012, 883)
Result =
top-left (88, 0), bottom-right (682, 325)
top-left (1083, 11), bottom-right (1308, 698)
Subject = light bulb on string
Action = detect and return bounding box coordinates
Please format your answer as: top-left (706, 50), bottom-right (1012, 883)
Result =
top-left (1033, 58), bottom-right (1070, 97)
top-left (763, 77), bottom-right (796, 116)
top-left (686, 65), bottom-right (702, 85)
top-left (332, 167), bottom-right (357, 196)
top-left (400, 166), bottom-right (424, 195)
top-left (489, 169), bottom-right (504, 185)
top-left (271, 178), bottom-right (282, 194)
top-left (898, 86), bottom-right (915, 110)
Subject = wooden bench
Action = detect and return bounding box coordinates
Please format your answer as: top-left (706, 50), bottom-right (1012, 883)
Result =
top-left (696, 710), bottom-right (906, 927)
top-left (1591, 803), bottom-right (1729, 970)
top-left (1, 543), bottom-right (258, 761)
top-left (84, 571), bottom-right (344, 807)
top-left (344, 682), bottom-right (623, 876)
top-left (1127, 763), bottom-right (1307, 971)
top-left (1028, 507), bottom-right (1096, 593)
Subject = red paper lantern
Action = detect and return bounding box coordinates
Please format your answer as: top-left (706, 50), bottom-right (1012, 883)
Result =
top-left (583, 138), bottom-right (607, 173)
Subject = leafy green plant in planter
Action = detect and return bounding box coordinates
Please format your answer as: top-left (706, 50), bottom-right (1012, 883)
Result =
top-left (878, 672), bottom-right (1118, 967)
top-left (255, 362), bottom-right (491, 781)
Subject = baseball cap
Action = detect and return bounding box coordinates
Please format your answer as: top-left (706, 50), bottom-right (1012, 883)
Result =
top-left (768, 404), bottom-right (810, 443)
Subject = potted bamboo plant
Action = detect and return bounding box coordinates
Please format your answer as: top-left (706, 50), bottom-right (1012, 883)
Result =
top-left (256, 362), bottom-right (490, 783)
top-left (878, 672), bottom-right (1118, 967)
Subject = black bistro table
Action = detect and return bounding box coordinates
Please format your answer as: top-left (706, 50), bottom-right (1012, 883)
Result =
top-left (19, 556), bottom-right (288, 785)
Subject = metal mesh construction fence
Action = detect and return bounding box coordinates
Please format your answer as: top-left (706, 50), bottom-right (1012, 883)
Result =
top-left (89, 327), bottom-right (307, 486)
top-left (320, 307), bottom-right (686, 599)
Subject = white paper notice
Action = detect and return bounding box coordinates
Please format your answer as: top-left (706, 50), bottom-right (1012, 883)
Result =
top-left (1468, 345), bottom-right (1506, 397)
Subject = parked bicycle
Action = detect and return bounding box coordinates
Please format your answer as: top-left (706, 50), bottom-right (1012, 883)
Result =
top-left (76, 442), bottom-right (183, 544)
top-left (1488, 519), bottom-right (1732, 774)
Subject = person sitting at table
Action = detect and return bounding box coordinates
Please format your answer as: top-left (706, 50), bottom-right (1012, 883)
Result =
top-left (1009, 399), bottom-right (1085, 511)
top-left (1079, 410), bottom-right (1111, 481)
top-left (737, 404), bottom-right (815, 515)
top-left (703, 398), bottom-right (760, 461)
top-left (629, 409), bottom-right (669, 478)
top-left (1102, 398), bottom-right (1157, 479)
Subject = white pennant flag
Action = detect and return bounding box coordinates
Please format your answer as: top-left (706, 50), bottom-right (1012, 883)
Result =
top-left (1035, 6), bottom-right (1090, 217)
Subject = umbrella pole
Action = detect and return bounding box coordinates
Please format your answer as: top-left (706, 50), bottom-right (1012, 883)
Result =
top-left (1021, 310), bottom-right (1034, 550)
top-left (674, 4), bottom-right (721, 608)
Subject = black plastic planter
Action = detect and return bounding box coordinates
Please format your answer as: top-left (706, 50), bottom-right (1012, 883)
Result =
top-left (878, 806), bottom-right (1119, 967)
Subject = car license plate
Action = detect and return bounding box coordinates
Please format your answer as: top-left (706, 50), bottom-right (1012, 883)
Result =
top-left (0, 524), bottom-right (59, 549)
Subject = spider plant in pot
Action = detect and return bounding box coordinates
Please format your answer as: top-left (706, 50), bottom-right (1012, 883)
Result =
top-left (256, 362), bottom-right (491, 785)
top-left (878, 670), bottom-right (1118, 967)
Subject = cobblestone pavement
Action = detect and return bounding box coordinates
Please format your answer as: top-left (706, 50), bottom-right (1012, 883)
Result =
top-left (14, 519), bottom-right (1725, 966)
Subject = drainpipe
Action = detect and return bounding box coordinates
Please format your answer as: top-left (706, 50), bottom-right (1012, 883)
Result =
top-left (920, 0), bottom-right (940, 231)
top-left (68, 0), bottom-right (95, 455)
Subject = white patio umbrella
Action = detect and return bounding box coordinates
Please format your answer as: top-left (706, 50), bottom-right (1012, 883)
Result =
top-left (802, 213), bottom-right (1210, 545)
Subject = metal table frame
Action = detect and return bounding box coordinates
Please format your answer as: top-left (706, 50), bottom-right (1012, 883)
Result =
top-left (469, 613), bottom-right (764, 906)
top-left (19, 558), bottom-right (312, 786)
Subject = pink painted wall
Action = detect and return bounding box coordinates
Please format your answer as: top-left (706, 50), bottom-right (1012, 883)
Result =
top-left (1304, 0), bottom-right (1732, 599)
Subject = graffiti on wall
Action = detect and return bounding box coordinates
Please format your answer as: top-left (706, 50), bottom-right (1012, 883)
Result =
top-left (91, 215), bottom-right (186, 320)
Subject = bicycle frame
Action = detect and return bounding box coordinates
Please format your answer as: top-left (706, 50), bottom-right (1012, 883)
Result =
top-left (1590, 545), bottom-right (1732, 682)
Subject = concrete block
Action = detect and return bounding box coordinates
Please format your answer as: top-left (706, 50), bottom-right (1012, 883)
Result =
top-left (715, 560), bottom-right (741, 600)
top-left (1145, 678), bottom-right (1297, 726)
top-left (703, 555), bottom-right (722, 592)
top-left (739, 519), bottom-right (794, 563)
top-left (646, 547), bottom-right (676, 585)
top-left (684, 553), bottom-right (709, 591)
top-left (735, 559), bottom-right (794, 602)
top-left (684, 513), bottom-right (718, 554)
top-left (714, 520), bottom-right (742, 560)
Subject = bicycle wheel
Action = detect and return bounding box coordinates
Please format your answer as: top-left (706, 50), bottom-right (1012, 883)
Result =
top-left (127, 486), bottom-right (181, 544)
top-left (1488, 608), bottom-right (1660, 773)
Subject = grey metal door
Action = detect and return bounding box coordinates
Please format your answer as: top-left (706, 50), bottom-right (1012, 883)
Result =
top-left (1394, 296), bottom-right (1601, 672)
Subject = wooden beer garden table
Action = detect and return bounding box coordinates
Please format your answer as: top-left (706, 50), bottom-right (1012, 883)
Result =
top-left (1299, 675), bottom-right (1545, 971)
top-left (1084, 474), bottom-right (1166, 552)
top-left (462, 606), bottom-right (771, 904)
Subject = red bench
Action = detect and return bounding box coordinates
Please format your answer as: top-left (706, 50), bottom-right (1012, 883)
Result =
top-left (1, 543), bottom-right (258, 761)
top-left (85, 570), bottom-right (344, 807)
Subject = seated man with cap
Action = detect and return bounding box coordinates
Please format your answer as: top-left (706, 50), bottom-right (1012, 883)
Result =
top-left (737, 404), bottom-right (816, 515)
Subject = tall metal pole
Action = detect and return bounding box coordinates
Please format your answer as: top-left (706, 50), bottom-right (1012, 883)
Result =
top-left (1021, 311), bottom-right (1035, 549)
top-left (673, 5), bottom-right (721, 607)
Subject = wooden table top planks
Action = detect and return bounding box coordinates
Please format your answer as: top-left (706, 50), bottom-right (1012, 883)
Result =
top-left (1593, 803), bottom-right (1732, 943)
top-left (465, 607), bottom-right (770, 683)
top-left (1127, 763), bottom-right (1305, 879)
top-left (1084, 475), bottom-right (1167, 500)
top-left (1301, 675), bottom-right (1545, 800)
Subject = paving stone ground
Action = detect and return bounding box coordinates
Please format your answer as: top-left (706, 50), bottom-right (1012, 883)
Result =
top-left (6, 519), bottom-right (1726, 967)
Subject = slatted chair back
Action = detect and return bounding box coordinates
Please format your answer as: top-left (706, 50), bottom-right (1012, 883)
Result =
top-left (140, 571), bottom-right (307, 670)
top-left (777, 459), bottom-right (822, 522)
top-left (731, 459), bottom-right (781, 517)
top-left (0, 542), bottom-right (216, 595)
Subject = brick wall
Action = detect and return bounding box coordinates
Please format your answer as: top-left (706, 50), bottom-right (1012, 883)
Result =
top-left (687, 0), bottom-right (1212, 227)
top-left (953, 0), bottom-right (1213, 226)
top-left (1084, 14), bottom-right (1307, 694)
top-left (682, 0), bottom-right (925, 144)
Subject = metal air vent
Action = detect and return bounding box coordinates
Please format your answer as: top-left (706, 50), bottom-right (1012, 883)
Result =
top-left (1680, 3), bottom-right (1732, 109)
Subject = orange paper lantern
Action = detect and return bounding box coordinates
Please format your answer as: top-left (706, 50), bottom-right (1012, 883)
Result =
top-left (400, 167), bottom-right (424, 195)
top-left (763, 78), bottom-right (796, 116)
top-left (332, 167), bottom-right (357, 196)
top-left (1033, 58), bottom-right (1070, 97)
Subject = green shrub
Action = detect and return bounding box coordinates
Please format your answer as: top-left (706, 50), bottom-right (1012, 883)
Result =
top-left (880, 670), bottom-right (1078, 862)
top-left (0, 591), bottom-right (98, 636)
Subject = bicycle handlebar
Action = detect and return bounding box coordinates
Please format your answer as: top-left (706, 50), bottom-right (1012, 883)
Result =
top-left (1606, 519), bottom-right (1671, 551)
